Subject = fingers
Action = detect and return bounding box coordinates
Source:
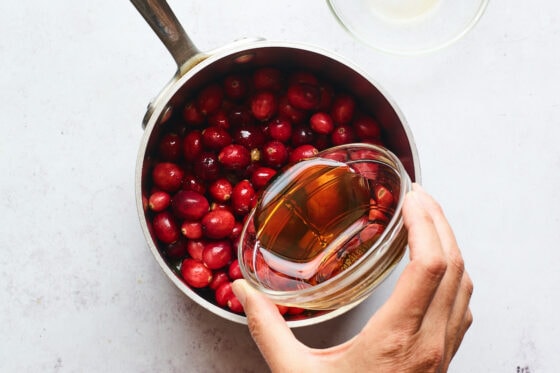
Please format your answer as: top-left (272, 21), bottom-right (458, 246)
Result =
top-left (370, 185), bottom-right (448, 332)
top-left (232, 279), bottom-right (306, 370)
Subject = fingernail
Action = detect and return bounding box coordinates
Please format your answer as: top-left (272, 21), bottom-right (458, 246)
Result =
top-left (232, 279), bottom-right (248, 306)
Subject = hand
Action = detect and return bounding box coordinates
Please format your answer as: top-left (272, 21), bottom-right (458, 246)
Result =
top-left (232, 184), bottom-right (473, 373)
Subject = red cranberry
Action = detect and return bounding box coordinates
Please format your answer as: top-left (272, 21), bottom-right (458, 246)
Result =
top-left (262, 140), bottom-right (289, 168)
top-left (148, 191), bottom-right (171, 212)
top-left (369, 203), bottom-right (390, 222)
top-left (276, 304), bottom-right (289, 315)
top-left (250, 166), bottom-right (277, 189)
top-left (310, 112), bottom-right (335, 135)
top-left (196, 83), bottom-right (223, 116)
top-left (277, 96), bottom-right (307, 124)
top-left (374, 185), bottom-right (394, 209)
top-left (359, 223), bottom-right (385, 243)
top-left (208, 178), bottom-right (233, 203)
top-left (231, 180), bottom-right (256, 215)
top-left (181, 221), bottom-right (203, 240)
top-left (208, 109), bottom-right (230, 129)
top-left (181, 258), bottom-right (213, 288)
top-left (227, 296), bottom-right (244, 313)
top-left (201, 126), bottom-right (232, 150)
top-left (210, 202), bottom-right (234, 214)
top-left (223, 74), bottom-right (249, 101)
top-left (152, 211), bottom-right (179, 244)
top-left (171, 190), bottom-right (209, 221)
top-left (268, 118), bottom-right (292, 142)
top-left (215, 281), bottom-right (234, 307)
top-left (229, 221), bottom-right (243, 240)
top-left (228, 106), bottom-right (255, 128)
top-left (287, 307), bottom-right (305, 315)
top-left (232, 125), bottom-right (266, 149)
top-left (331, 124), bottom-right (356, 146)
top-left (218, 144), bottom-right (251, 170)
top-left (165, 237), bottom-right (188, 259)
top-left (182, 101), bottom-right (205, 126)
top-left (288, 71), bottom-right (319, 85)
top-left (181, 173), bottom-right (206, 195)
top-left (317, 83), bottom-right (335, 111)
top-left (182, 130), bottom-right (203, 162)
top-left (152, 162), bottom-right (184, 193)
top-left (291, 125), bottom-right (315, 147)
top-left (289, 144), bottom-right (319, 163)
top-left (251, 91), bottom-right (277, 121)
top-left (253, 67), bottom-right (283, 92)
top-left (158, 133), bottom-right (182, 161)
top-left (209, 270), bottom-right (230, 291)
top-left (287, 82), bottom-right (321, 111)
top-left (194, 152), bottom-right (221, 181)
top-left (354, 114), bottom-right (382, 140)
top-left (201, 209), bottom-right (236, 240)
top-left (331, 93), bottom-right (356, 125)
top-left (202, 240), bottom-right (233, 270)
top-left (187, 239), bottom-right (206, 261)
top-left (228, 259), bottom-right (243, 280)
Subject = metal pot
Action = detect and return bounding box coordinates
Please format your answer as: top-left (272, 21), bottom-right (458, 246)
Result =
top-left (131, 0), bottom-right (420, 327)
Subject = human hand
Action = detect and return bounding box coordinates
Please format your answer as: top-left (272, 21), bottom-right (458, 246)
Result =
top-left (232, 184), bottom-right (473, 373)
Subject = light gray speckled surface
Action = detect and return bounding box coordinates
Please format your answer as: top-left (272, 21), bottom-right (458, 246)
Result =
top-left (1, 1), bottom-right (559, 372)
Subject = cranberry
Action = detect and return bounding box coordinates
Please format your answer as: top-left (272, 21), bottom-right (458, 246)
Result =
top-left (196, 83), bottom-right (223, 116)
top-left (291, 125), bottom-right (315, 147)
top-left (287, 82), bottom-right (321, 111)
top-left (202, 240), bottom-right (233, 270)
top-left (187, 239), bottom-right (206, 261)
top-left (310, 112), bottom-right (335, 135)
top-left (182, 130), bottom-right (203, 162)
top-left (194, 152), bottom-right (221, 181)
top-left (201, 209), bottom-right (236, 240)
top-left (262, 140), bottom-right (289, 168)
top-left (210, 202), bottom-right (234, 214)
top-left (208, 178), bottom-right (233, 203)
top-left (231, 179), bottom-right (256, 215)
top-left (158, 132), bottom-right (182, 161)
top-left (369, 204), bottom-right (390, 222)
top-left (165, 237), bottom-right (188, 259)
top-left (223, 74), bottom-right (249, 101)
top-left (317, 83), bottom-right (335, 111)
top-left (228, 259), bottom-right (243, 280)
top-left (181, 173), bottom-right (206, 195)
top-left (229, 221), bottom-right (243, 240)
top-left (215, 281), bottom-right (234, 307)
top-left (253, 67), bottom-right (283, 92)
top-left (250, 166), bottom-right (277, 189)
top-left (232, 125), bottom-right (266, 149)
top-left (152, 162), bottom-right (184, 193)
top-left (354, 114), bottom-right (382, 140)
top-left (268, 118), bottom-right (292, 142)
top-left (171, 190), bottom-right (209, 221)
top-left (182, 101), bottom-right (205, 126)
top-left (209, 270), bottom-right (230, 291)
top-left (228, 106), bottom-right (255, 128)
top-left (152, 211), bottom-right (179, 244)
top-left (251, 91), bottom-right (277, 121)
top-left (289, 144), bottom-right (318, 163)
top-left (201, 126), bottom-right (232, 150)
top-left (208, 109), bottom-right (230, 129)
top-left (227, 296), bottom-right (244, 313)
top-left (181, 258), bottom-right (213, 288)
top-left (288, 71), bottom-right (319, 85)
top-left (359, 223), bottom-right (385, 243)
top-left (374, 185), bottom-right (394, 209)
top-left (218, 144), bottom-right (251, 170)
top-left (181, 221), bottom-right (203, 240)
top-left (148, 191), bottom-right (171, 212)
top-left (276, 304), bottom-right (289, 315)
top-left (277, 96), bottom-right (307, 124)
top-left (331, 124), bottom-right (356, 146)
top-left (287, 307), bottom-right (305, 315)
top-left (331, 93), bottom-right (356, 125)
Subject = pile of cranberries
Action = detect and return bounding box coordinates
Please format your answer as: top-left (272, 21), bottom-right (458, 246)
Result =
top-left (142, 66), bottom-right (388, 319)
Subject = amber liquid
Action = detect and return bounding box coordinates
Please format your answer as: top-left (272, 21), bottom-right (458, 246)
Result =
top-left (249, 157), bottom-right (400, 291)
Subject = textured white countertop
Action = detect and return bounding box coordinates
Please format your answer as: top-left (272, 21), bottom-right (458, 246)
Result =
top-left (1, 1), bottom-right (559, 372)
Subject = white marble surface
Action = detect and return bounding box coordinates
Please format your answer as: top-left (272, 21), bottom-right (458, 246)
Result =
top-left (1, 1), bottom-right (559, 372)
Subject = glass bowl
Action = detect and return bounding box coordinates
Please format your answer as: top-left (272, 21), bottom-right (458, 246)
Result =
top-left (327, 0), bottom-right (489, 55)
top-left (238, 143), bottom-right (412, 310)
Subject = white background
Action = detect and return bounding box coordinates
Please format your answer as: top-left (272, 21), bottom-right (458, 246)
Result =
top-left (1, 1), bottom-right (559, 372)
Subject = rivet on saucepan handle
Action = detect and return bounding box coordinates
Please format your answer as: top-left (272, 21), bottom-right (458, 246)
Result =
top-left (130, 0), bottom-right (199, 69)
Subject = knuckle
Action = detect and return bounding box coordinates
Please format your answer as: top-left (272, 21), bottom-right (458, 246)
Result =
top-left (462, 273), bottom-right (474, 297)
top-left (448, 250), bottom-right (465, 276)
top-left (421, 256), bottom-right (448, 281)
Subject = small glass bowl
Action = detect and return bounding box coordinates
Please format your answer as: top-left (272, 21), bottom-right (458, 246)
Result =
top-left (238, 144), bottom-right (411, 310)
top-left (327, 0), bottom-right (489, 55)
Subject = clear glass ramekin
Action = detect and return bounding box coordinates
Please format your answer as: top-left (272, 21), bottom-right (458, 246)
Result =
top-left (238, 143), bottom-right (411, 310)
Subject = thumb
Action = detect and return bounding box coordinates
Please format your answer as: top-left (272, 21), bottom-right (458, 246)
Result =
top-left (232, 279), bottom-right (307, 369)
